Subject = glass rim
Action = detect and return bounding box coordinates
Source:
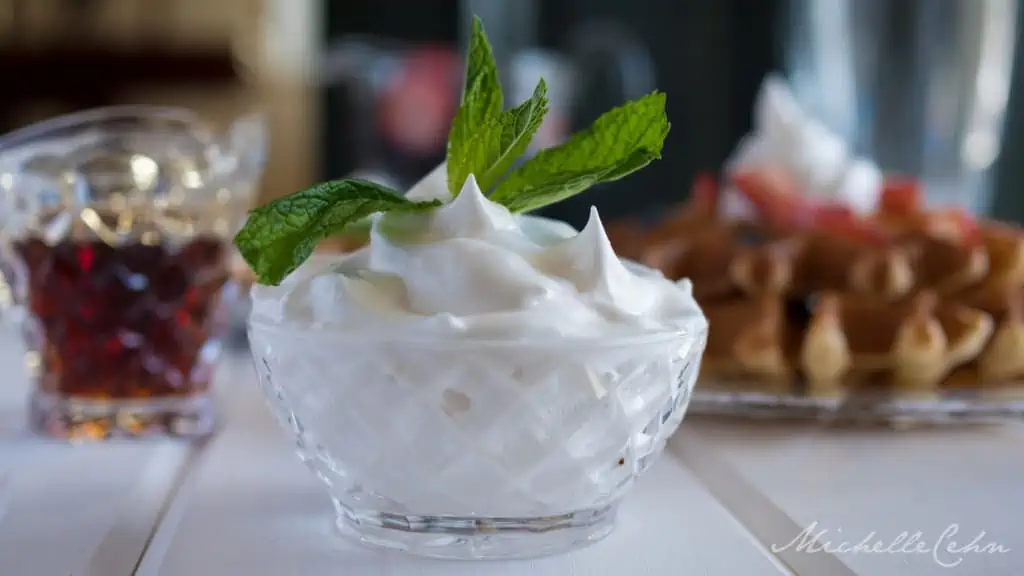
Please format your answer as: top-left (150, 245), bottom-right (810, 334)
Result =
top-left (246, 312), bottom-right (702, 352)
top-left (0, 105), bottom-right (213, 152)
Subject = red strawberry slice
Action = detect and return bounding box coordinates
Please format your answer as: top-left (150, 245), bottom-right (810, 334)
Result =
top-left (878, 175), bottom-right (979, 244)
top-left (688, 171), bottom-right (720, 216)
top-left (730, 167), bottom-right (812, 231)
top-left (731, 167), bottom-right (890, 243)
top-left (810, 203), bottom-right (890, 245)
top-left (879, 176), bottom-right (922, 216)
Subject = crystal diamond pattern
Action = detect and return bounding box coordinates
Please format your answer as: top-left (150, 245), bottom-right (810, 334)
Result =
top-left (12, 238), bottom-right (232, 399)
top-left (250, 324), bottom-right (707, 519)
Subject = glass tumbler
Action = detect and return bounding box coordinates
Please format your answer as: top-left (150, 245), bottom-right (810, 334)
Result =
top-left (0, 107), bottom-right (266, 440)
top-left (781, 0), bottom-right (1018, 215)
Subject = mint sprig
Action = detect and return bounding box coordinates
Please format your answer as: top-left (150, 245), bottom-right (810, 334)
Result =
top-left (445, 17), bottom-right (669, 211)
top-left (487, 92), bottom-right (669, 213)
top-left (447, 17), bottom-right (503, 159)
top-left (234, 180), bottom-right (439, 285)
top-left (448, 78), bottom-right (549, 195)
top-left (233, 14), bottom-right (670, 286)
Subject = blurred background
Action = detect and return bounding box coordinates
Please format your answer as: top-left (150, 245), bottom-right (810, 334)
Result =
top-left (4, 0), bottom-right (1024, 229)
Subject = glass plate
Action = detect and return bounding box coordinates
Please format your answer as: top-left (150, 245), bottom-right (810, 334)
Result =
top-left (689, 380), bottom-right (1024, 426)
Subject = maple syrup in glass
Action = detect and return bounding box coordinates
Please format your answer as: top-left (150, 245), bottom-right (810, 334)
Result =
top-left (0, 107), bottom-right (265, 440)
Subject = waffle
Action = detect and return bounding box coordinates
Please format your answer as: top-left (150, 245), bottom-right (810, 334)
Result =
top-left (608, 170), bottom-right (1024, 398)
top-left (700, 296), bottom-right (792, 389)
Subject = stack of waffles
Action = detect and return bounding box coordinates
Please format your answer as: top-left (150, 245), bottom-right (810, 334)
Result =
top-left (608, 171), bottom-right (1024, 399)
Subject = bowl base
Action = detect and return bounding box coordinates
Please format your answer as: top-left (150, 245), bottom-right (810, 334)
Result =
top-left (29, 391), bottom-right (217, 441)
top-left (332, 498), bottom-right (618, 560)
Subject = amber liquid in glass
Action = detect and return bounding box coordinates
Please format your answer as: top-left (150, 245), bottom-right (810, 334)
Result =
top-left (13, 235), bottom-right (231, 438)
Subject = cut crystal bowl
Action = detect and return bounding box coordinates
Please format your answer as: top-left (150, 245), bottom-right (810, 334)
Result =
top-left (247, 271), bottom-right (707, 560)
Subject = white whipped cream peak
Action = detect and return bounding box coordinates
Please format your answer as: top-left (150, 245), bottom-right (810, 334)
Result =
top-left (724, 75), bottom-right (882, 217)
top-left (253, 174), bottom-right (705, 341)
top-left (405, 162), bottom-right (581, 240)
top-left (431, 174), bottom-right (519, 235)
top-left (535, 206), bottom-right (650, 315)
top-left (404, 161), bottom-right (452, 202)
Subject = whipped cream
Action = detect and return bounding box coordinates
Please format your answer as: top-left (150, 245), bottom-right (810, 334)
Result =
top-left (252, 174), bottom-right (705, 341)
top-left (723, 75), bottom-right (882, 217)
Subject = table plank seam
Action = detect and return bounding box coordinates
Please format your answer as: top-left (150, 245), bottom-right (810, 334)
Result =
top-left (669, 433), bottom-right (858, 576)
top-left (127, 442), bottom-right (209, 576)
top-left (78, 443), bottom-right (193, 576)
top-left (133, 439), bottom-right (217, 576)
top-left (0, 472), bottom-right (9, 524)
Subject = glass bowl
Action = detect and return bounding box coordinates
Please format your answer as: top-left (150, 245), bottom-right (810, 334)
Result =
top-left (246, 268), bottom-right (707, 560)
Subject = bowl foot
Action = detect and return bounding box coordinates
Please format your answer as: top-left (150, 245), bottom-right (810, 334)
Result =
top-left (332, 498), bottom-right (618, 560)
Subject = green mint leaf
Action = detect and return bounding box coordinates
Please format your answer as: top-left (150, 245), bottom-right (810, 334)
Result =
top-left (233, 180), bottom-right (440, 286)
top-left (489, 91), bottom-right (670, 213)
top-left (447, 16), bottom-right (503, 195)
top-left (448, 78), bottom-right (548, 195)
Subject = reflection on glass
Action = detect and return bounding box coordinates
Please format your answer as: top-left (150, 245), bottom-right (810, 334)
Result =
top-left (783, 0), bottom-right (1017, 214)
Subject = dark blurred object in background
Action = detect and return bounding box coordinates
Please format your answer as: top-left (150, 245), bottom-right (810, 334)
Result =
top-left (0, 0), bottom-right (248, 132)
top-left (321, 37), bottom-right (462, 191)
top-left (321, 0), bottom-right (660, 202)
top-left (7, 0), bottom-right (1024, 225)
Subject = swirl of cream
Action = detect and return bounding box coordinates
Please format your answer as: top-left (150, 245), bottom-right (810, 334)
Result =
top-left (253, 175), bottom-right (705, 341)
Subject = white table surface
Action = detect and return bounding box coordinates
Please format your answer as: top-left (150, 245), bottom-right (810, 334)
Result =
top-left (1, 337), bottom-right (1021, 576)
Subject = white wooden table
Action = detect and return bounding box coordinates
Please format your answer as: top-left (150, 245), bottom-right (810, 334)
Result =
top-left (2, 336), bottom-right (1021, 576)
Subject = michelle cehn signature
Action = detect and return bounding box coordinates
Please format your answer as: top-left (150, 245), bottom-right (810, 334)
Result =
top-left (771, 521), bottom-right (1011, 568)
